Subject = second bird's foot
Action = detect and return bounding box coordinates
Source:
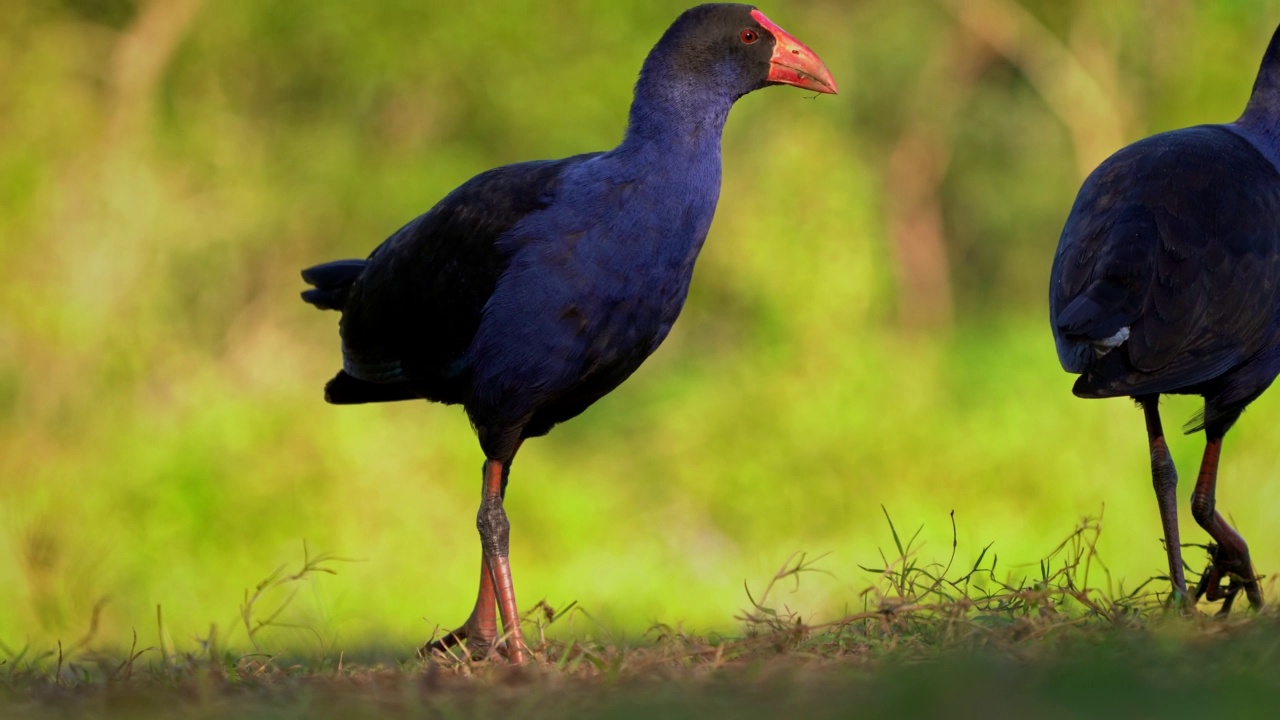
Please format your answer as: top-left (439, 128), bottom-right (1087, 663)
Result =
top-left (1193, 544), bottom-right (1264, 615)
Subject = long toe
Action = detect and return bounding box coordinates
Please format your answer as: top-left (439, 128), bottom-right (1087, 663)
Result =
top-left (1238, 566), bottom-right (1264, 611)
top-left (1244, 577), bottom-right (1265, 610)
top-left (421, 616), bottom-right (499, 661)
top-left (420, 625), bottom-right (466, 659)
top-left (1196, 545), bottom-right (1264, 614)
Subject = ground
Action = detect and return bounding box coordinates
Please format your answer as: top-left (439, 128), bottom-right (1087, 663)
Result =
top-left (2, 516), bottom-right (1276, 719)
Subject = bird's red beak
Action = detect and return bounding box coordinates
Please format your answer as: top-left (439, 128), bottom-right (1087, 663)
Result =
top-left (751, 9), bottom-right (837, 95)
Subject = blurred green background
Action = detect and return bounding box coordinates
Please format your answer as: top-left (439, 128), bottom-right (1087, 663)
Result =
top-left (3, 0), bottom-right (1280, 654)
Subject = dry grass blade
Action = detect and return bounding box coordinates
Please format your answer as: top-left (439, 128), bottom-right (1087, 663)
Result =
top-left (2, 514), bottom-right (1276, 720)
top-left (239, 542), bottom-right (357, 653)
top-left (728, 510), bottom-right (1185, 660)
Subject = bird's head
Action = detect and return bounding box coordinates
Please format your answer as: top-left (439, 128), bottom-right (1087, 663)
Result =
top-left (647, 4), bottom-right (837, 99)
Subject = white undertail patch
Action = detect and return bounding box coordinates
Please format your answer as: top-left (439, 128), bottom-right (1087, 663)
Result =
top-left (1092, 326), bottom-right (1130, 357)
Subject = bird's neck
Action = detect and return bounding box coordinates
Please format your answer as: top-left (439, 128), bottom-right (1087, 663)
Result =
top-left (1236, 26), bottom-right (1280, 163)
top-left (619, 63), bottom-right (736, 160)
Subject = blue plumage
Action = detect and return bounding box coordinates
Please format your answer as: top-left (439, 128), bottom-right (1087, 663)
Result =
top-left (467, 126), bottom-right (724, 456)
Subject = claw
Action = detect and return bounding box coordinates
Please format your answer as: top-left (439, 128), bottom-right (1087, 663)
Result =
top-left (420, 621), bottom-right (497, 661)
top-left (1194, 543), bottom-right (1263, 614)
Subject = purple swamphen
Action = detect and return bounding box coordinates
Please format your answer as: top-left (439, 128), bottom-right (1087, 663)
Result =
top-left (1050, 25), bottom-right (1280, 613)
top-left (301, 4), bottom-right (836, 661)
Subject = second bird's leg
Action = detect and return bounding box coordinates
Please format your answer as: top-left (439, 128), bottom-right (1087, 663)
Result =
top-left (421, 459), bottom-right (529, 662)
top-left (1141, 397), bottom-right (1189, 605)
top-left (1190, 434), bottom-right (1263, 613)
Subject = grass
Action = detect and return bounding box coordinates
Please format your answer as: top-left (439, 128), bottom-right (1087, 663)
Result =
top-left (2, 513), bottom-right (1277, 719)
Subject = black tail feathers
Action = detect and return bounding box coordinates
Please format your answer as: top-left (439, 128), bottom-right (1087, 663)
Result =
top-left (301, 259), bottom-right (366, 310)
top-left (324, 370), bottom-right (421, 405)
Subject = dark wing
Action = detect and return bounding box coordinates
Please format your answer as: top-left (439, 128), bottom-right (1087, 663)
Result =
top-left (1050, 125), bottom-right (1280, 398)
top-left (332, 152), bottom-right (602, 404)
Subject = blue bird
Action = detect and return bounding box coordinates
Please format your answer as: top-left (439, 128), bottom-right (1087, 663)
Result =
top-left (1050, 25), bottom-right (1280, 613)
top-left (302, 4), bottom-right (835, 661)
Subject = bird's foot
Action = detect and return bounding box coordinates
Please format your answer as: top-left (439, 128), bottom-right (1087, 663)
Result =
top-left (419, 614), bottom-right (498, 661)
top-left (1164, 586), bottom-right (1196, 615)
top-left (419, 617), bottom-right (530, 663)
top-left (1193, 543), bottom-right (1263, 615)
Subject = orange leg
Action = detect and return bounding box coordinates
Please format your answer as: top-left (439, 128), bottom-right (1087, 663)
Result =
top-left (1190, 437), bottom-right (1263, 613)
top-left (422, 459), bottom-right (529, 662)
top-left (422, 555), bottom-right (499, 657)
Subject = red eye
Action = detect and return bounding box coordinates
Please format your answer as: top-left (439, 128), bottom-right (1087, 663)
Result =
top-left (740, 28), bottom-right (759, 44)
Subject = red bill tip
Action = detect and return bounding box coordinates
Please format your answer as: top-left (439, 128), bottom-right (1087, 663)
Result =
top-left (750, 9), bottom-right (838, 95)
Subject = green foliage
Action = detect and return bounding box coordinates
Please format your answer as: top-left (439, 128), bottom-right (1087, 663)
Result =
top-left (3, 0), bottom-right (1280, 659)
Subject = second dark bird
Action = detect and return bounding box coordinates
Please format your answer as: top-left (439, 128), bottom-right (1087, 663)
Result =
top-left (301, 4), bottom-right (836, 661)
top-left (1050, 25), bottom-right (1280, 613)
